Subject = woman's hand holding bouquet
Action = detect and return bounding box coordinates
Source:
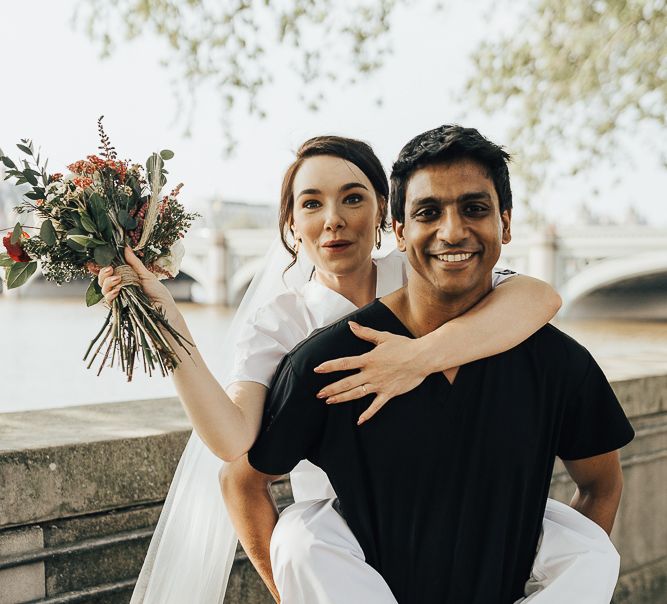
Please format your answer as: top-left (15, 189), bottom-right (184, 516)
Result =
top-left (0, 117), bottom-right (199, 380)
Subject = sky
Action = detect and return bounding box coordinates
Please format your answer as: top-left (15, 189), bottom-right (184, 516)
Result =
top-left (1, 0), bottom-right (666, 226)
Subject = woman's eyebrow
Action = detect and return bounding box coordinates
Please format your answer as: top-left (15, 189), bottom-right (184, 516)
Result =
top-left (296, 188), bottom-right (322, 198)
top-left (339, 182), bottom-right (369, 193)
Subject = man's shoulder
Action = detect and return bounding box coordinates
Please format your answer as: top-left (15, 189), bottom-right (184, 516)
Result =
top-left (522, 324), bottom-right (594, 384)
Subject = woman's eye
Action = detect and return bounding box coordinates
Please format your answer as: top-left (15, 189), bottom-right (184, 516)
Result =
top-left (303, 199), bottom-right (321, 209)
top-left (343, 194), bottom-right (363, 204)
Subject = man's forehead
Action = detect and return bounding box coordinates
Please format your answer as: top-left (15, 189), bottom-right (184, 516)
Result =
top-left (405, 159), bottom-right (496, 203)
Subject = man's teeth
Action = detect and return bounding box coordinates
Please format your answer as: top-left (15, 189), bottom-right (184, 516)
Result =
top-left (436, 252), bottom-right (474, 262)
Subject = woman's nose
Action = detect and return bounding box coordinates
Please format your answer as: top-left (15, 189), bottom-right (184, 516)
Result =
top-left (323, 208), bottom-right (345, 231)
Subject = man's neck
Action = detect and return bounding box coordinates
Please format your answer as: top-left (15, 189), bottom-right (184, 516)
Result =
top-left (385, 273), bottom-right (493, 338)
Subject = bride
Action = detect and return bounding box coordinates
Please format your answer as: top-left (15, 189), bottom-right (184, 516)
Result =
top-left (99, 136), bottom-right (614, 602)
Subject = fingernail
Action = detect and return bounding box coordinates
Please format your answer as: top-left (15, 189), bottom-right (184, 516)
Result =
top-left (357, 417), bottom-right (366, 426)
top-left (326, 397), bottom-right (336, 404)
top-left (349, 321), bottom-right (359, 329)
top-left (316, 391), bottom-right (325, 398)
top-left (313, 366), bottom-right (322, 373)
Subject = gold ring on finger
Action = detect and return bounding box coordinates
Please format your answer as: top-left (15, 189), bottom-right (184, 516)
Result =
top-left (361, 384), bottom-right (368, 395)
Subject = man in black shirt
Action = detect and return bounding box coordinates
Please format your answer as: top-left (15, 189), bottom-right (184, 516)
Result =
top-left (247, 125), bottom-right (634, 603)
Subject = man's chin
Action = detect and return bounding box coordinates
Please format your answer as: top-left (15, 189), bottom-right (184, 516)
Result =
top-left (430, 272), bottom-right (490, 300)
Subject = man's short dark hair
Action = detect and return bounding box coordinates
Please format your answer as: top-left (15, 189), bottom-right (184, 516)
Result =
top-left (390, 125), bottom-right (512, 223)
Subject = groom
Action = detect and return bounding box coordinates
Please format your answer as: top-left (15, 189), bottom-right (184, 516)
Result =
top-left (247, 125), bottom-right (635, 603)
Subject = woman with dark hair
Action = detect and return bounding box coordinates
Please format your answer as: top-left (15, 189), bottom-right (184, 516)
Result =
top-left (99, 136), bottom-right (577, 602)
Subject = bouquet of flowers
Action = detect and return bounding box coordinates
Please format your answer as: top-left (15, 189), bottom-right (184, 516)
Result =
top-left (0, 117), bottom-right (199, 380)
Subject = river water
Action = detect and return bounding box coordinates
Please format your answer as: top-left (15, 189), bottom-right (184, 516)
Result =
top-left (1, 297), bottom-right (666, 413)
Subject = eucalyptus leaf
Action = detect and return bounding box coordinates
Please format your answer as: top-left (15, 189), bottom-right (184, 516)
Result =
top-left (118, 209), bottom-right (138, 230)
top-left (65, 228), bottom-right (87, 251)
top-left (159, 149), bottom-right (174, 160)
top-left (6, 261), bottom-right (37, 289)
top-left (23, 170), bottom-right (38, 186)
top-left (66, 239), bottom-right (85, 252)
top-left (80, 213), bottom-right (98, 234)
top-left (94, 244), bottom-right (116, 266)
top-left (39, 219), bottom-right (57, 246)
top-left (11, 223), bottom-right (22, 244)
top-left (68, 234), bottom-right (107, 248)
top-left (88, 194), bottom-right (112, 236)
top-left (16, 143), bottom-right (32, 155)
top-left (86, 279), bottom-right (104, 307)
top-left (25, 190), bottom-right (45, 201)
top-left (0, 156), bottom-right (16, 170)
top-left (146, 153), bottom-right (164, 172)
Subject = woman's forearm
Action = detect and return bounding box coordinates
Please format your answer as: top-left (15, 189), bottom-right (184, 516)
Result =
top-left (220, 459), bottom-right (281, 602)
top-left (163, 308), bottom-right (266, 461)
top-left (415, 275), bottom-right (562, 373)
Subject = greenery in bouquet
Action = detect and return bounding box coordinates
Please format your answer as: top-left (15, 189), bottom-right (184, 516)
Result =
top-left (0, 117), bottom-right (199, 380)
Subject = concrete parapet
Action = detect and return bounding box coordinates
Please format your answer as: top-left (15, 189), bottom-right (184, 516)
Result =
top-left (0, 375), bottom-right (666, 603)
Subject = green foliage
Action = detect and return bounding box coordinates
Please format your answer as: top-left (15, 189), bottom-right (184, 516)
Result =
top-left (464, 0), bottom-right (667, 200)
top-left (39, 219), bottom-right (57, 246)
top-left (11, 223), bottom-right (22, 244)
top-left (85, 278), bottom-right (104, 306)
top-left (6, 261), bottom-right (37, 289)
top-left (75, 0), bottom-right (401, 151)
top-left (94, 244), bottom-right (115, 266)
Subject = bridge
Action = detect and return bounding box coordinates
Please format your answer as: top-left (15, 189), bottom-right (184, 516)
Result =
top-left (185, 224), bottom-right (667, 318)
top-left (4, 224), bottom-right (667, 318)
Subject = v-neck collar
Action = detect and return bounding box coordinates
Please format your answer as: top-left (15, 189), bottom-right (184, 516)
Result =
top-left (373, 299), bottom-right (471, 390)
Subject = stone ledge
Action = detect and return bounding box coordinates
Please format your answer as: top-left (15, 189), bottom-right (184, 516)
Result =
top-left (0, 399), bottom-right (190, 529)
top-left (0, 398), bottom-right (189, 453)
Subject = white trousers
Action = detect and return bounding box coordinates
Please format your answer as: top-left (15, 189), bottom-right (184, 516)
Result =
top-left (270, 498), bottom-right (619, 604)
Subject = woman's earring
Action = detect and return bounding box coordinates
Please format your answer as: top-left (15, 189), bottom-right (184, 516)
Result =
top-left (375, 226), bottom-right (382, 250)
top-left (294, 238), bottom-right (301, 255)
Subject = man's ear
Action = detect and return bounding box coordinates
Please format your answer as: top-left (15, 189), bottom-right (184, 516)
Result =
top-left (393, 218), bottom-right (406, 252)
top-left (501, 209), bottom-right (512, 244)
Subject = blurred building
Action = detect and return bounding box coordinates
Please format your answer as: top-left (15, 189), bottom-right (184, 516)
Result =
top-left (204, 198), bottom-right (277, 230)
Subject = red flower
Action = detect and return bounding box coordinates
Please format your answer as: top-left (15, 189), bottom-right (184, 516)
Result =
top-left (2, 231), bottom-right (31, 262)
top-left (72, 176), bottom-right (94, 189)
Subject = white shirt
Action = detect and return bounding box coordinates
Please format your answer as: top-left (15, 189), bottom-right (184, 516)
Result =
top-left (228, 249), bottom-right (515, 500)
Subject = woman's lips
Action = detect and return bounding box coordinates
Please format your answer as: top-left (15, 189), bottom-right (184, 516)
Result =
top-left (322, 240), bottom-right (353, 253)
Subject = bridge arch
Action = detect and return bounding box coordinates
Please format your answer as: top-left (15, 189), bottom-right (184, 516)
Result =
top-left (228, 257), bottom-right (266, 305)
top-left (560, 250), bottom-right (667, 314)
top-left (177, 256), bottom-right (207, 292)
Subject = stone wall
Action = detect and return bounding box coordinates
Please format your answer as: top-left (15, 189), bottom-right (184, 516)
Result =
top-left (0, 375), bottom-right (665, 603)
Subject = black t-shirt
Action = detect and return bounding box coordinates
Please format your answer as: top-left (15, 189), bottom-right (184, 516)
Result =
top-left (249, 300), bottom-right (635, 604)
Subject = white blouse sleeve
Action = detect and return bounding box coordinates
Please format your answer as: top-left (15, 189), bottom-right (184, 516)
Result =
top-left (491, 267), bottom-right (518, 288)
top-left (225, 291), bottom-right (310, 388)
